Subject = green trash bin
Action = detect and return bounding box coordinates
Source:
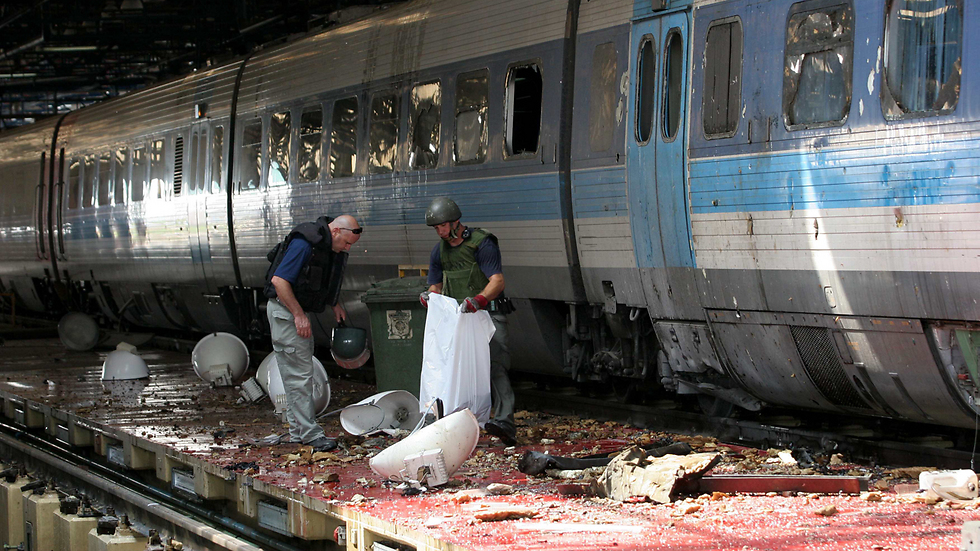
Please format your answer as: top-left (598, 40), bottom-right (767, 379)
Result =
top-left (362, 276), bottom-right (430, 398)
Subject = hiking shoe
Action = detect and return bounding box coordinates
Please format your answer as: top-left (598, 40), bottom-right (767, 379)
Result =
top-left (304, 436), bottom-right (338, 452)
top-left (484, 420), bottom-right (517, 447)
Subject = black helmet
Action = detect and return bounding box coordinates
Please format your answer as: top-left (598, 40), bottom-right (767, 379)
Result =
top-left (425, 197), bottom-right (461, 226)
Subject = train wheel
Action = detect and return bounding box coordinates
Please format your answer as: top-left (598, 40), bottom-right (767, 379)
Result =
top-left (697, 394), bottom-right (735, 418)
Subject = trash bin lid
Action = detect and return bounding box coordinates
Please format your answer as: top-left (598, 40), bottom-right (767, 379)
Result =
top-left (362, 276), bottom-right (430, 303)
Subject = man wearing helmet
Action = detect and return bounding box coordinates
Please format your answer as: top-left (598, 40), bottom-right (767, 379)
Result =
top-left (420, 197), bottom-right (517, 446)
top-left (264, 214), bottom-right (362, 452)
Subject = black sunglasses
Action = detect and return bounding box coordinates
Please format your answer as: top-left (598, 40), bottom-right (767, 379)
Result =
top-left (340, 227), bottom-right (363, 235)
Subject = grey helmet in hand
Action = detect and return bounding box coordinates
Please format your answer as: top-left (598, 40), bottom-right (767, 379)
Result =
top-left (425, 197), bottom-right (462, 226)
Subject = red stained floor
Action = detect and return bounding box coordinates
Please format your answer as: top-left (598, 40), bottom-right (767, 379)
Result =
top-left (1, 338), bottom-right (976, 550)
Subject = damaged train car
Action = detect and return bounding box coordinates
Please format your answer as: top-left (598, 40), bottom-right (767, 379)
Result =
top-left (0, 0), bottom-right (977, 428)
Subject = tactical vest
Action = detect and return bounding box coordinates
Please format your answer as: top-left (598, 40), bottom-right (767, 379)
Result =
top-left (440, 228), bottom-right (493, 302)
top-left (264, 216), bottom-right (348, 314)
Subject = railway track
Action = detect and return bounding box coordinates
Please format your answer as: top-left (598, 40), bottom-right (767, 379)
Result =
top-left (514, 382), bottom-right (980, 471)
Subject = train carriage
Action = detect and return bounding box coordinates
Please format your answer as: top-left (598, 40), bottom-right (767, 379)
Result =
top-left (0, 0), bottom-right (977, 430)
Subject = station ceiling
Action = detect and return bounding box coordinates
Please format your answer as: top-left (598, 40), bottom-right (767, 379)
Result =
top-left (0, 0), bottom-right (392, 129)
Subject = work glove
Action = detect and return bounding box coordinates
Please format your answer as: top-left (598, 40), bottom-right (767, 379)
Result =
top-left (419, 291), bottom-right (431, 308)
top-left (461, 295), bottom-right (489, 313)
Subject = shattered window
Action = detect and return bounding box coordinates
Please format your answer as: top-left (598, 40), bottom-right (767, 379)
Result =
top-left (114, 148), bottom-right (128, 204)
top-left (97, 152), bottom-right (111, 207)
top-left (68, 158), bottom-right (80, 209)
top-left (369, 92), bottom-right (399, 174)
top-left (298, 108), bottom-right (322, 183)
top-left (149, 139), bottom-right (167, 200)
top-left (882, 0), bottom-right (961, 119)
top-left (505, 63), bottom-right (543, 157)
top-left (590, 42), bottom-right (618, 153)
top-left (410, 81), bottom-right (441, 170)
top-left (703, 18), bottom-right (743, 137)
top-left (132, 147), bottom-right (146, 202)
top-left (269, 111), bottom-right (290, 186)
top-left (635, 37), bottom-right (656, 144)
top-left (454, 69), bottom-right (489, 165)
top-left (330, 97), bottom-right (358, 178)
top-left (210, 126), bottom-right (223, 193)
top-left (241, 119), bottom-right (262, 191)
top-left (783, 2), bottom-right (853, 129)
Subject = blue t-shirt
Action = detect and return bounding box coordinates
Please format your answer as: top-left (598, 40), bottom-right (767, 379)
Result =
top-left (426, 236), bottom-right (502, 287)
top-left (273, 237), bottom-right (313, 284)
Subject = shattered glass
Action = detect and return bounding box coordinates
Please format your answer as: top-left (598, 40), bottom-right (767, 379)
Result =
top-left (298, 108), bottom-right (322, 183)
top-left (268, 111), bottom-right (290, 186)
top-left (590, 42), bottom-right (618, 153)
top-left (410, 82), bottom-right (441, 170)
top-left (330, 97), bottom-right (358, 178)
top-left (783, 5), bottom-right (853, 128)
top-left (369, 93), bottom-right (399, 174)
top-left (883, 0), bottom-right (961, 118)
top-left (241, 120), bottom-right (262, 191)
top-left (454, 70), bottom-right (488, 164)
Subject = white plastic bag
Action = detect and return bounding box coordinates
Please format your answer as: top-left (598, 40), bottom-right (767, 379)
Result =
top-left (419, 293), bottom-right (494, 425)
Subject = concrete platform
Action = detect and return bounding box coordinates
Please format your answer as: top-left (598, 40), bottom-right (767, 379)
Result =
top-left (0, 338), bottom-right (976, 551)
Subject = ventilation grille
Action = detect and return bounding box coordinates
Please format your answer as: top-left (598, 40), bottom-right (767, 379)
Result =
top-left (173, 136), bottom-right (184, 197)
top-left (790, 325), bottom-right (870, 410)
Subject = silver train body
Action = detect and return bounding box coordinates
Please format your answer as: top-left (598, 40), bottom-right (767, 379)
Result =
top-left (1, 0), bottom-right (978, 428)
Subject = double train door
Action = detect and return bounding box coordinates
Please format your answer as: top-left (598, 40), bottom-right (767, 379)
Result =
top-left (627, 11), bottom-right (694, 269)
top-left (187, 121), bottom-right (216, 293)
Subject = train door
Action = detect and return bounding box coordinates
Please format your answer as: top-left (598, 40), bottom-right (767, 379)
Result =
top-left (627, 11), bottom-right (694, 268)
top-left (187, 122), bottom-right (216, 293)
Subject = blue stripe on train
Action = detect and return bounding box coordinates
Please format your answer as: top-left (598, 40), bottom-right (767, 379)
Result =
top-left (689, 143), bottom-right (980, 213)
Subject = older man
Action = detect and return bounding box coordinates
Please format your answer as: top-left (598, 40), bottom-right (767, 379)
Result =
top-left (264, 214), bottom-right (362, 452)
top-left (420, 197), bottom-right (517, 446)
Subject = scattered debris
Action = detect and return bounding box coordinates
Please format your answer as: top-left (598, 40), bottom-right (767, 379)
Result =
top-left (593, 447), bottom-right (720, 503)
top-left (486, 483), bottom-right (513, 495)
top-left (814, 504), bottom-right (838, 516)
top-left (471, 505), bottom-right (538, 522)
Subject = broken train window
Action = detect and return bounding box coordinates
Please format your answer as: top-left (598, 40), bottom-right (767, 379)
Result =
top-left (702, 17), bottom-right (743, 138)
top-left (454, 69), bottom-right (489, 165)
top-left (504, 62), bottom-right (543, 157)
top-left (369, 92), bottom-right (400, 174)
top-left (410, 81), bottom-right (442, 170)
top-left (783, 1), bottom-right (853, 129)
top-left (882, 0), bottom-right (962, 119)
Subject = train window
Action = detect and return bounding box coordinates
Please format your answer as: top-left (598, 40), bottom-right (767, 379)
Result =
top-left (149, 139), bottom-right (167, 199)
top-left (454, 69), bottom-right (489, 165)
top-left (97, 152), bottom-right (111, 207)
top-left (504, 63), bottom-right (543, 157)
top-left (590, 42), bottom-right (618, 153)
top-left (330, 97), bottom-right (358, 178)
top-left (882, 0), bottom-right (961, 119)
top-left (410, 81), bottom-right (441, 170)
top-left (702, 18), bottom-right (743, 138)
top-left (269, 111), bottom-right (290, 186)
top-left (369, 92), bottom-right (399, 174)
top-left (114, 148), bottom-right (128, 204)
top-left (297, 108), bottom-right (322, 183)
top-left (83, 156), bottom-right (95, 208)
top-left (662, 31), bottom-right (683, 141)
top-left (636, 37), bottom-right (657, 144)
top-left (67, 158), bottom-right (80, 209)
top-left (210, 126), bottom-right (223, 193)
top-left (783, 2), bottom-right (853, 129)
top-left (173, 135), bottom-right (184, 197)
top-left (193, 128), bottom-right (208, 195)
top-left (241, 119), bottom-right (262, 191)
top-left (132, 147), bottom-right (146, 202)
